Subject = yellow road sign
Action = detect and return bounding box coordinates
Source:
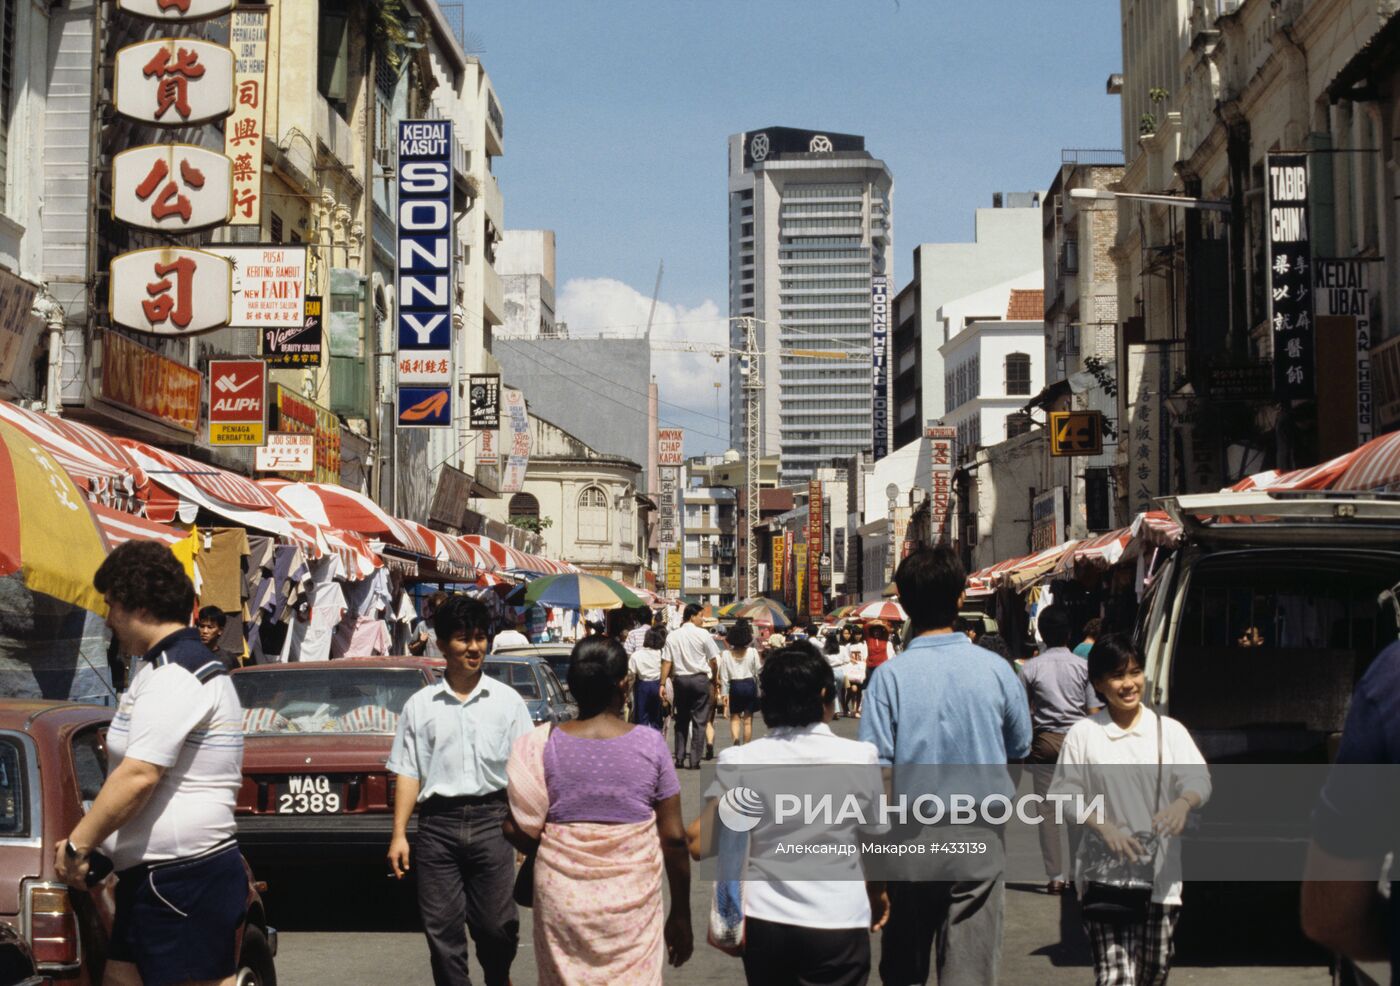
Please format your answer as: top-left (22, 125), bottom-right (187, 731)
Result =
top-left (1049, 410), bottom-right (1103, 457)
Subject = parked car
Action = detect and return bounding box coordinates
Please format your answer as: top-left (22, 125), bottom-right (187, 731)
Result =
top-left (483, 654), bottom-right (577, 725)
top-left (230, 657), bottom-right (444, 870)
top-left (491, 643), bottom-right (574, 697)
top-left (0, 700), bottom-right (276, 986)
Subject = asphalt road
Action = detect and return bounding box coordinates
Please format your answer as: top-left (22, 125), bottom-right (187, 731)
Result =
top-left (265, 716), bottom-right (1333, 985)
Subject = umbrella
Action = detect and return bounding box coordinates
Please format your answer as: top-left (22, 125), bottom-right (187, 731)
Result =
top-left (717, 600), bottom-right (744, 618)
top-left (523, 573), bottom-right (645, 611)
top-left (0, 419), bottom-right (110, 614)
top-left (855, 600), bottom-right (907, 623)
top-left (729, 597), bottom-right (795, 629)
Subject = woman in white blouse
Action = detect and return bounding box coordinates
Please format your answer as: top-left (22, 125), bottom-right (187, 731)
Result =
top-left (718, 621), bottom-right (762, 746)
top-left (1050, 634), bottom-right (1211, 986)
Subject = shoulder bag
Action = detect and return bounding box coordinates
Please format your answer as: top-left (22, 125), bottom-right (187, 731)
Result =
top-left (1079, 711), bottom-right (1163, 924)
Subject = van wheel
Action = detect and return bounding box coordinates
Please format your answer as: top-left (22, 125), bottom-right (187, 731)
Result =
top-left (236, 925), bottom-right (277, 986)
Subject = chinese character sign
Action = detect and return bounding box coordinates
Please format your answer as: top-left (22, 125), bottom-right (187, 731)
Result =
top-left (1125, 345), bottom-right (1164, 516)
top-left (208, 245), bottom-right (308, 327)
top-left (255, 434), bottom-right (315, 474)
top-left (657, 468), bottom-right (680, 549)
top-left (871, 275), bottom-right (891, 461)
top-left (469, 374), bottom-right (501, 429)
top-left (109, 247), bottom-right (231, 335)
top-left (1315, 259), bottom-right (1375, 446)
top-left (1267, 153), bottom-right (1315, 401)
top-left (116, 0), bottom-right (236, 20)
top-left (807, 480), bottom-right (824, 619)
top-left (113, 39), bottom-right (234, 126)
top-left (396, 120), bottom-right (454, 429)
top-left (500, 388), bottom-right (532, 494)
top-left (112, 144), bottom-right (233, 232)
top-left (926, 426), bottom-right (957, 545)
top-left (225, 8), bottom-right (268, 226)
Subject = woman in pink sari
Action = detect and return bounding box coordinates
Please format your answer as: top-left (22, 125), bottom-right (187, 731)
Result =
top-left (505, 637), bottom-right (693, 984)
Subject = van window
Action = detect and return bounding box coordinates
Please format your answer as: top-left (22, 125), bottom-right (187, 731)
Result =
top-left (1170, 552), bottom-right (1398, 733)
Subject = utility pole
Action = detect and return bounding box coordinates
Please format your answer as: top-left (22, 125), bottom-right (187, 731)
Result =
top-left (741, 316), bottom-right (761, 598)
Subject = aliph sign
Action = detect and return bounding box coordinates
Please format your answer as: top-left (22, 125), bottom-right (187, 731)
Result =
top-left (112, 145), bottom-right (233, 232)
top-left (113, 40), bottom-right (235, 126)
top-left (110, 247), bottom-right (232, 335)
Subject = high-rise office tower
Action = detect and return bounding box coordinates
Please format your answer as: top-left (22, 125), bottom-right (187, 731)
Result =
top-left (728, 127), bottom-right (893, 484)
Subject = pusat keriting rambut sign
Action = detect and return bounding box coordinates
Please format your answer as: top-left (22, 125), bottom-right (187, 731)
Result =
top-left (117, 0), bottom-right (236, 20)
top-left (110, 247), bottom-right (232, 335)
top-left (208, 358), bottom-right (265, 446)
top-left (112, 144), bottom-right (234, 233)
top-left (113, 40), bottom-right (235, 127)
top-left (395, 120), bottom-right (454, 429)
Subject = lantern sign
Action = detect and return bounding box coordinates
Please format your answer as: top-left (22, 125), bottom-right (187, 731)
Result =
top-left (109, 247), bottom-right (232, 335)
top-left (116, 0), bottom-right (237, 20)
top-left (112, 145), bottom-right (233, 232)
top-left (113, 40), bottom-right (234, 127)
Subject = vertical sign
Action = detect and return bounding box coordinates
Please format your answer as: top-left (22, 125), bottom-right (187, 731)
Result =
top-left (871, 274), bottom-right (891, 461)
top-left (207, 359), bottom-right (266, 445)
top-left (657, 468), bottom-right (680, 548)
top-left (771, 535), bottom-right (785, 593)
top-left (500, 387), bottom-right (531, 493)
top-left (782, 531), bottom-right (796, 609)
top-left (1031, 488), bottom-right (1065, 552)
top-left (225, 6), bottom-right (268, 225)
top-left (1315, 260), bottom-right (1374, 445)
top-left (794, 543), bottom-right (808, 619)
top-left (469, 374), bottom-right (501, 429)
top-left (807, 481), bottom-right (824, 619)
top-left (396, 120), bottom-right (454, 428)
top-left (665, 549), bottom-right (682, 592)
top-left (1125, 345), bottom-right (1163, 516)
top-left (926, 426), bottom-right (957, 544)
top-left (1266, 153), bottom-right (1314, 401)
top-left (657, 428), bottom-right (685, 466)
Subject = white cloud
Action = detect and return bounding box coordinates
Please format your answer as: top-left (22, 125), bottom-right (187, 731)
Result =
top-left (556, 277), bottom-right (732, 456)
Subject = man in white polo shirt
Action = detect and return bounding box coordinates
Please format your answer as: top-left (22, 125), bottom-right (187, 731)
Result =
top-left (659, 603), bottom-right (720, 770)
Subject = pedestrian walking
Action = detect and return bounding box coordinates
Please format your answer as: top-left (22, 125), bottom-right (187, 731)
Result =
top-left (1302, 637), bottom-right (1400, 970)
top-left (659, 603), bottom-right (720, 770)
top-left (863, 621), bottom-right (893, 678)
top-left (688, 644), bottom-right (889, 986)
top-left (1050, 634), bottom-right (1210, 986)
top-left (859, 545), bottom-right (1032, 986)
top-left (409, 590), bottom-right (448, 657)
top-left (823, 630), bottom-right (850, 717)
top-left (629, 626), bottom-right (667, 730)
top-left (387, 594), bottom-right (534, 986)
top-left (624, 606), bottom-right (654, 654)
top-left (1073, 617), bottom-right (1102, 658)
top-left (55, 540), bottom-right (247, 986)
top-left (843, 625), bottom-right (867, 718)
top-left (493, 612), bottom-right (530, 649)
top-left (1019, 604), bottom-right (1101, 895)
top-left (718, 621), bottom-right (761, 746)
top-left (504, 637), bottom-right (693, 983)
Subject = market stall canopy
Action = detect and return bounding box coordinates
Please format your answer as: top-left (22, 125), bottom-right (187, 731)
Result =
top-left (1054, 527), bottom-right (1132, 574)
top-left (1129, 510), bottom-right (1183, 549)
top-left (854, 599), bottom-right (907, 623)
top-left (460, 534), bottom-right (573, 577)
top-left (401, 520), bottom-right (478, 580)
top-left (1004, 541), bottom-right (1079, 592)
top-left (260, 480), bottom-right (433, 557)
top-left (523, 573), bottom-right (645, 611)
top-left (1228, 430), bottom-right (1400, 494)
top-left (90, 502), bottom-right (189, 548)
top-left (0, 419), bottom-right (110, 615)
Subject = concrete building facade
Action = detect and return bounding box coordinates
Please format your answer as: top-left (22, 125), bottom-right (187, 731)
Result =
top-left (727, 127), bottom-right (893, 484)
top-left (495, 229), bottom-right (558, 340)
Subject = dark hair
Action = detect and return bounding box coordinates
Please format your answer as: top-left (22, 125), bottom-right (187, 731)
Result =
top-left (894, 545), bottom-right (965, 632)
top-left (953, 616), bottom-right (974, 635)
top-left (196, 605), bottom-right (227, 628)
top-left (759, 644), bottom-right (836, 728)
top-left (93, 540), bottom-right (195, 624)
top-left (643, 627), bottom-right (667, 650)
top-left (726, 621), bottom-right (753, 649)
top-left (1037, 605), bottom-right (1073, 649)
top-left (1081, 617), bottom-right (1103, 641)
top-left (682, 603), bottom-right (704, 623)
top-left (865, 622), bottom-right (888, 641)
top-left (823, 631), bottom-right (841, 655)
top-left (426, 591), bottom-right (449, 613)
top-left (847, 623), bottom-right (864, 641)
top-left (567, 636), bottom-right (628, 718)
top-left (1086, 633), bottom-right (1143, 686)
top-left (433, 594), bottom-right (492, 642)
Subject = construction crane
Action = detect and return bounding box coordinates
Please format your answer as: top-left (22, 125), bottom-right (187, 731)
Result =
top-left (644, 261), bottom-right (663, 340)
top-left (651, 321), bottom-right (872, 597)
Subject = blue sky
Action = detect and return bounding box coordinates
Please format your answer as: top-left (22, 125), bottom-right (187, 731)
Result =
top-left (470, 0), bottom-right (1123, 453)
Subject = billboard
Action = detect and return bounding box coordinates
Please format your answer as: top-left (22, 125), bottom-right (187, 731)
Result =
top-left (95, 330), bottom-right (201, 435)
top-left (206, 244), bottom-right (308, 328)
top-left (207, 358), bottom-right (265, 446)
top-left (871, 275), bottom-right (890, 460)
top-left (1266, 153), bottom-right (1314, 401)
top-left (926, 426), bottom-right (956, 544)
top-left (657, 428), bottom-right (685, 466)
top-left (396, 120), bottom-right (454, 429)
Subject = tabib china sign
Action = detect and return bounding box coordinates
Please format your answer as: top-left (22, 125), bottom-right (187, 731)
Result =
top-left (1266, 153), bottom-right (1315, 401)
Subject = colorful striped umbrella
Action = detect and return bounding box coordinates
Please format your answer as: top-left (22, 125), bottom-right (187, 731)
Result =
top-left (0, 419), bottom-right (110, 615)
top-left (854, 600), bottom-right (907, 623)
top-left (522, 573), bottom-right (645, 611)
top-left (729, 597), bottom-right (795, 629)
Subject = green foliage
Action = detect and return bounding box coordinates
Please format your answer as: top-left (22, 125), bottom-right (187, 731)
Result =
top-left (509, 515), bottom-right (553, 535)
top-left (370, 0), bottom-right (412, 76)
top-left (1148, 87), bottom-right (1170, 103)
top-left (1139, 113), bottom-right (1157, 136)
top-left (1083, 355), bottom-right (1118, 399)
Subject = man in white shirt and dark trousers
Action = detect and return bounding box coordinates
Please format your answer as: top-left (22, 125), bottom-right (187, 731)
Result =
top-left (387, 595), bottom-right (534, 986)
top-left (56, 540), bottom-right (247, 986)
top-left (660, 603), bottom-right (720, 770)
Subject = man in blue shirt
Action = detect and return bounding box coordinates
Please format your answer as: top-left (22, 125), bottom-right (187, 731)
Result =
top-left (388, 595), bottom-right (533, 986)
top-left (860, 545), bottom-right (1031, 986)
top-left (1303, 639), bottom-right (1400, 984)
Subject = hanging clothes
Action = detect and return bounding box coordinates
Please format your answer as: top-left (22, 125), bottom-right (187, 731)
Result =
top-left (196, 527), bottom-right (250, 614)
top-left (344, 567), bottom-right (393, 618)
top-left (282, 579), bottom-right (348, 662)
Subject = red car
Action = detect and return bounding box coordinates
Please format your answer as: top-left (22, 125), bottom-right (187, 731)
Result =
top-left (230, 657), bottom-right (444, 870)
top-left (0, 700), bottom-right (276, 986)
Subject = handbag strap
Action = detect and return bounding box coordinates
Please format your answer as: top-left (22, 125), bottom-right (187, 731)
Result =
top-left (1154, 710), bottom-right (1163, 815)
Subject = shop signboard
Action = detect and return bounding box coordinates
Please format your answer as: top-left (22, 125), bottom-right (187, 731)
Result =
top-left (926, 425), bottom-right (956, 544)
top-left (95, 330), bottom-right (201, 435)
top-left (794, 543), bottom-right (808, 619)
top-left (254, 433), bottom-right (313, 473)
top-left (657, 467), bottom-right (679, 548)
top-left (871, 274), bottom-right (890, 461)
top-left (476, 425), bottom-right (499, 467)
top-left (1031, 487), bottom-right (1064, 553)
top-left (657, 428), bottom-right (685, 466)
top-left (395, 119), bottom-right (454, 429)
top-left (117, 0), bottom-right (235, 19)
top-left (113, 40), bottom-right (234, 126)
top-left (783, 531), bottom-right (795, 609)
top-left (771, 535), bottom-right (785, 593)
top-left (206, 244), bottom-right (308, 328)
top-left (500, 387), bottom-right (531, 494)
top-left (807, 480), bottom-right (823, 619)
top-left (1266, 153), bottom-right (1315, 401)
top-left (225, 6), bottom-right (269, 225)
top-left (207, 358), bottom-right (265, 446)
top-left (271, 384), bottom-right (341, 484)
top-left (110, 247), bottom-right (232, 335)
top-left (664, 549), bottom-right (682, 592)
top-left (112, 145), bottom-right (234, 232)
top-left (1048, 410), bottom-right (1104, 457)
top-left (469, 374), bottom-right (501, 429)
top-left (1315, 259), bottom-right (1376, 446)
top-left (264, 296), bottom-right (322, 367)
top-left (0, 270), bottom-right (41, 388)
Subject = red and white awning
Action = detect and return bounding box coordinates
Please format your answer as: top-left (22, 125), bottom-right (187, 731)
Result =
top-left (321, 527), bottom-right (383, 581)
top-left (1130, 510), bottom-right (1183, 549)
top-left (461, 535), bottom-right (547, 574)
top-left (402, 521), bottom-right (478, 578)
top-left (90, 502), bottom-right (189, 547)
top-left (1055, 527), bottom-right (1132, 574)
top-left (261, 480), bottom-right (434, 557)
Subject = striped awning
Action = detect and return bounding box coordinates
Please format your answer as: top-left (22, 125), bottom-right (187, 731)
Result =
top-left (460, 535), bottom-right (570, 576)
top-left (1130, 510), bottom-right (1183, 549)
top-left (1055, 527), bottom-right (1132, 574)
top-left (90, 502), bottom-right (189, 547)
top-left (261, 480), bottom-right (434, 557)
top-left (402, 521), bottom-right (478, 579)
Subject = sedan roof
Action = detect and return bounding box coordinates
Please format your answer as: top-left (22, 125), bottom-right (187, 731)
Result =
top-left (232, 656), bottom-right (445, 675)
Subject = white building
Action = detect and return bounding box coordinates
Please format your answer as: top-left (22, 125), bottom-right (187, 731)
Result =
top-left (680, 486), bottom-right (738, 605)
top-left (939, 287), bottom-right (1046, 457)
top-left (495, 229), bottom-right (558, 339)
top-left (727, 126), bottom-right (894, 483)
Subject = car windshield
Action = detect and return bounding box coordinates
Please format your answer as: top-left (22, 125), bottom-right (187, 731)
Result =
top-left (231, 669), bottom-right (425, 734)
top-left (484, 662), bottom-right (541, 699)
